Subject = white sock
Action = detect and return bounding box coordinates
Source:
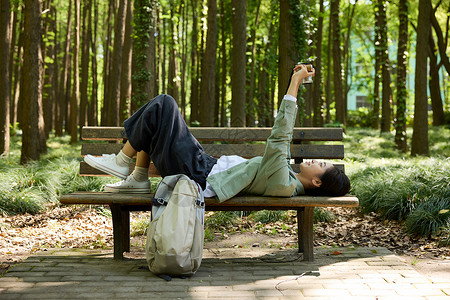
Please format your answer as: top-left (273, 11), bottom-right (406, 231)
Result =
top-left (116, 150), bottom-right (132, 167)
top-left (132, 166), bottom-right (149, 182)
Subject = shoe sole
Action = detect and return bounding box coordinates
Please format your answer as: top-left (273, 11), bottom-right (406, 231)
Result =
top-left (84, 155), bottom-right (128, 179)
top-left (104, 186), bottom-right (151, 193)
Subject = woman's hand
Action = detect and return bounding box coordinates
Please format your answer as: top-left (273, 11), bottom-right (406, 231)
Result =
top-left (286, 64), bottom-right (315, 98)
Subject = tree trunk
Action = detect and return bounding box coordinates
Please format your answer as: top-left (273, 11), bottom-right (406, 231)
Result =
top-left (56, 0), bottom-right (72, 136)
top-left (394, 0), bottom-right (408, 152)
top-left (219, 0), bottom-right (227, 127)
top-left (120, 0), bottom-right (132, 123)
top-left (246, 0), bottom-right (261, 127)
top-left (80, 0), bottom-right (91, 133)
top-left (107, 0), bottom-right (127, 126)
top-left (312, 0), bottom-right (324, 127)
top-left (331, 0), bottom-right (345, 127)
top-left (411, 0), bottom-right (430, 156)
top-left (70, 0), bottom-right (80, 143)
top-left (428, 32), bottom-right (445, 126)
top-left (101, 0), bottom-right (114, 125)
top-left (0, 0), bottom-right (11, 156)
top-left (11, 7), bottom-right (23, 127)
top-left (131, 0), bottom-right (156, 113)
top-left (325, 3), bottom-right (332, 124)
top-left (342, 1), bottom-right (358, 127)
top-left (167, 2), bottom-right (179, 103)
top-left (378, 0), bottom-right (392, 133)
top-left (372, 1), bottom-right (382, 129)
top-left (88, 0), bottom-right (98, 126)
top-left (199, 0), bottom-right (217, 126)
top-left (189, 0), bottom-right (199, 124)
top-left (21, 0), bottom-right (45, 163)
top-left (230, 0), bottom-right (246, 127)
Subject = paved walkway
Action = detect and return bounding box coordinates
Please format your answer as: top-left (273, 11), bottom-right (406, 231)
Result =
top-left (0, 246), bottom-right (449, 299)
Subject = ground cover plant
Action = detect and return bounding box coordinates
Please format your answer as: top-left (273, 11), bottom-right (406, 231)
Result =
top-left (1, 127), bottom-right (449, 244)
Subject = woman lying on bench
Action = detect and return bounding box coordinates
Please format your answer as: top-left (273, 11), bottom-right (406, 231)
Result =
top-left (85, 64), bottom-right (350, 201)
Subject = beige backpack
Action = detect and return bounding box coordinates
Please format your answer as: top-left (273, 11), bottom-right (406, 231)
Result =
top-left (145, 174), bottom-right (205, 278)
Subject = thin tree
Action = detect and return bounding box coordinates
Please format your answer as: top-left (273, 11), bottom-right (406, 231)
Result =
top-left (108, 0), bottom-right (127, 126)
top-left (80, 0), bottom-right (91, 132)
top-left (0, 0), bottom-right (11, 155)
top-left (411, 0), bottom-right (431, 156)
top-left (131, 0), bottom-right (156, 113)
top-left (428, 29), bottom-right (446, 126)
top-left (56, 0), bottom-right (72, 136)
top-left (189, 0), bottom-right (199, 124)
top-left (167, 1), bottom-right (179, 103)
top-left (21, 0), bottom-right (46, 163)
top-left (101, 0), bottom-right (114, 125)
top-left (88, 0), bottom-right (98, 126)
top-left (70, 0), bottom-right (80, 143)
top-left (312, 0), bottom-right (325, 126)
top-left (230, 0), bottom-right (246, 127)
top-left (330, 0), bottom-right (345, 127)
top-left (378, 0), bottom-right (392, 133)
top-left (219, 0), bottom-right (227, 127)
top-left (199, 0), bottom-right (217, 126)
top-left (246, 0), bottom-right (262, 127)
top-left (394, 0), bottom-right (408, 152)
top-left (325, 2), bottom-right (332, 124)
top-left (120, 0), bottom-right (133, 123)
top-left (372, 1), bottom-right (382, 129)
top-left (11, 6), bottom-right (23, 127)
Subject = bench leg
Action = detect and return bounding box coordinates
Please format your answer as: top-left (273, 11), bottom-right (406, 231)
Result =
top-left (110, 205), bottom-right (130, 260)
top-left (297, 207), bottom-right (314, 262)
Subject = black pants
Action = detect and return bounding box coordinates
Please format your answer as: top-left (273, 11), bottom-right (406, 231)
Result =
top-left (123, 94), bottom-right (217, 189)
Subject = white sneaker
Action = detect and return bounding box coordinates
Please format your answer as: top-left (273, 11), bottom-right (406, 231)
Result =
top-left (84, 154), bottom-right (129, 179)
top-left (104, 175), bottom-right (151, 193)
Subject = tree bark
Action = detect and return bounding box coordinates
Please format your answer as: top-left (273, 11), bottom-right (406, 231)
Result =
top-left (331, 0), bottom-right (345, 127)
top-left (411, 0), bottom-right (430, 156)
top-left (189, 0), bottom-right (199, 124)
top-left (313, 0), bottom-right (325, 127)
top-left (372, 1), bottom-right (382, 129)
top-left (70, 0), bottom-right (80, 143)
top-left (394, 0), bottom-right (408, 152)
top-left (107, 0), bottom-right (127, 126)
top-left (219, 0), bottom-right (227, 127)
top-left (80, 0), bottom-right (91, 133)
top-left (131, 0), bottom-right (156, 113)
top-left (278, 0), bottom-right (296, 111)
top-left (11, 7), bottom-right (23, 128)
top-left (325, 3), bottom-right (332, 124)
top-left (378, 0), bottom-right (392, 133)
top-left (199, 0), bottom-right (217, 126)
top-left (0, 0), bottom-right (11, 156)
top-left (120, 0), bottom-right (133, 123)
top-left (21, 0), bottom-right (45, 163)
top-left (88, 0), bottom-right (98, 126)
top-left (101, 0), bottom-right (114, 125)
top-left (230, 0), bottom-right (246, 127)
top-left (56, 0), bottom-right (72, 136)
top-left (167, 2), bottom-right (179, 103)
top-left (428, 31), bottom-right (446, 126)
top-left (246, 0), bottom-right (262, 127)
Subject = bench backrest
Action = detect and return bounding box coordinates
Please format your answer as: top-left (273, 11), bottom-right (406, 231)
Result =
top-left (80, 126), bottom-right (345, 177)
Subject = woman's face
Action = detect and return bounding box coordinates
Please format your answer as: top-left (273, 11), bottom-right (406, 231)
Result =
top-left (299, 160), bottom-right (333, 181)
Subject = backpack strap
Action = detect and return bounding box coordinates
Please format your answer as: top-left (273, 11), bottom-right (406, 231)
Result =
top-left (152, 197), bottom-right (168, 206)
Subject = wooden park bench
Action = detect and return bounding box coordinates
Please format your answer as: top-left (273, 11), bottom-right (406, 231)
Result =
top-left (60, 126), bottom-right (359, 261)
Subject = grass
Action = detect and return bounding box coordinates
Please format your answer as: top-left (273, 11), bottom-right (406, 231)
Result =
top-left (0, 134), bottom-right (115, 215)
top-left (2, 126), bottom-right (449, 241)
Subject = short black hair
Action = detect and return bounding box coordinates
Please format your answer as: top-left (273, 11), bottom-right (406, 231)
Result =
top-left (306, 166), bottom-right (351, 196)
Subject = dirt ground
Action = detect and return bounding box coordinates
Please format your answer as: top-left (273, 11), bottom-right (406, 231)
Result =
top-left (1, 206), bottom-right (449, 278)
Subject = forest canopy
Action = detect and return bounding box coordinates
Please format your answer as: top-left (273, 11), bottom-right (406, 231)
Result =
top-left (0, 0), bottom-right (449, 164)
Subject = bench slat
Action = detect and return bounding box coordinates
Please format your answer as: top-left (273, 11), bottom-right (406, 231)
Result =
top-left (79, 162), bottom-right (345, 176)
top-left (81, 126), bottom-right (343, 142)
top-left (81, 143), bottom-right (344, 159)
top-left (60, 192), bottom-right (359, 208)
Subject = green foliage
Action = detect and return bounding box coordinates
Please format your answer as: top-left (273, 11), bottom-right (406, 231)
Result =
top-left (205, 211), bottom-right (239, 229)
top-left (405, 196), bottom-right (450, 237)
top-left (249, 210), bottom-right (290, 224)
top-left (314, 207), bottom-right (335, 224)
top-left (0, 135), bottom-right (115, 215)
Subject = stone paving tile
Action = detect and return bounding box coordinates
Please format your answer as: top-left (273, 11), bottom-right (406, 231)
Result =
top-left (0, 247), bottom-right (449, 299)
